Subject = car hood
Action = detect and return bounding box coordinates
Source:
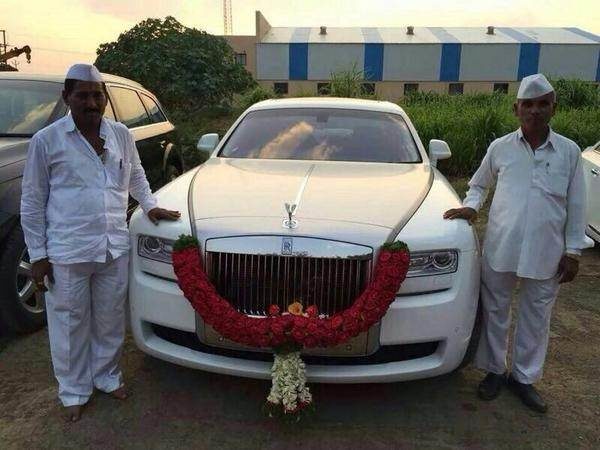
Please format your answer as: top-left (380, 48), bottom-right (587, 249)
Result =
top-left (191, 158), bottom-right (432, 230)
top-left (0, 138), bottom-right (29, 168)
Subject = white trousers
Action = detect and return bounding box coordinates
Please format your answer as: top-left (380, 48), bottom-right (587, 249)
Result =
top-left (45, 254), bottom-right (129, 407)
top-left (474, 257), bottom-right (560, 384)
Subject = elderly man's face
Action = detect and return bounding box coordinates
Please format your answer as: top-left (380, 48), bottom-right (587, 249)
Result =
top-left (513, 92), bottom-right (556, 130)
top-left (63, 80), bottom-right (107, 124)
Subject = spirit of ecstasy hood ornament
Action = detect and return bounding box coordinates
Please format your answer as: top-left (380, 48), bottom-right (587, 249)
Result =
top-left (283, 202), bottom-right (298, 229)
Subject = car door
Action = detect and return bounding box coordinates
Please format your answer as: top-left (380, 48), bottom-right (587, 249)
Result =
top-left (582, 141), bottom-right (600, 236)
top-left (138, 92), bottom-right (180, 183)
top-left (107, 85), bottom-right (169, 190)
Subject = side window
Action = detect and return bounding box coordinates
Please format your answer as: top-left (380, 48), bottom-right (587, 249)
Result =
top-left (317, 82), bottom-right (331, 95)
top-left (449, 83), bottom-right (464, 95)
top-left (493, 83), bottom-right (509, 94)
top-left (109, 86), bottom-right (152, 128)
top-left (273, 82), bottom-right (288, 95)
top-left (103, 98), bottom-right (116, 120)
top-left (404, 83), bottom-right (419, 96)
top-left (234, 52), bottom-right (247, 66)
top-left (140, 93), bottom-right (167, 123)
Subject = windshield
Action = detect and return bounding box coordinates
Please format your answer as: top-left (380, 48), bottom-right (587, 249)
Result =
top-left (0, 80), bottom-right (63, 136)
top-left (218, 108), bottom-right (422, 163)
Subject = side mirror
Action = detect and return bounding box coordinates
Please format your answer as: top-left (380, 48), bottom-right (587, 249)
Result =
top-left (197, 133), bottom-right (219, 153)
top-left (429, 139), bottom-right (451, 167)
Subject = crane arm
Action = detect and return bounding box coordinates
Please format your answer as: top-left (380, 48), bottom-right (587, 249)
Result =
top-left (0, 45), bottom-right (31, 63)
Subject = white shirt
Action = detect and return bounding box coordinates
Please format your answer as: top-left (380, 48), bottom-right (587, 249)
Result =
top-left (21, 116), bottom-right (157, 264)
top-left (463, 128), bottom-right (588, 280)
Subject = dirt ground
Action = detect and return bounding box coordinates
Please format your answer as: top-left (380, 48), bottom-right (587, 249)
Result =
top-left (1, 181), bottom-right (599, 449)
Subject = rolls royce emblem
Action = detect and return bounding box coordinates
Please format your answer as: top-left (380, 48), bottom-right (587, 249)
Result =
top-left (283, 202), bottom-right (298, 229)
top-left (282, 237), bottom-right (293, 255)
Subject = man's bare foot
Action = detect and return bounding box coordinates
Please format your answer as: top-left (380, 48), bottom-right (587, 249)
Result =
top-left (110, 385), bottom-right (129, 400)
top-left (63, 405), bottom-right (83, 422)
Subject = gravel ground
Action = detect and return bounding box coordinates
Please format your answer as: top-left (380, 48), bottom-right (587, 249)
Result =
top-left (1, 180), bottom-right (599, 450)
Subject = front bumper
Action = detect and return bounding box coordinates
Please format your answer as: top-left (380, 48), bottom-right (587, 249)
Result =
top-left (129, 250), bottom-right (480, 383)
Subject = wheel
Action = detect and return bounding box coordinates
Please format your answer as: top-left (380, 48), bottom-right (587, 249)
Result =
top-left (456, 298), bottom-right (482, 370)
top-left (0, 223), bottom-right (47, 334)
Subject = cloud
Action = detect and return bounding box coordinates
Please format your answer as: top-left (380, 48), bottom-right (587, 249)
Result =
top-left (81, 0), bottom-right (184, 21)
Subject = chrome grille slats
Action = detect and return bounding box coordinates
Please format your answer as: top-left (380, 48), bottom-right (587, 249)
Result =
top-left (205, 251), bottom-right (372, 316)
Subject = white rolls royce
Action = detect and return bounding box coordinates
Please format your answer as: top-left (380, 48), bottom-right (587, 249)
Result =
top-left (582, 140), bottom-right (600, 243)
top-left (129, 98), bottom-right (481, 383)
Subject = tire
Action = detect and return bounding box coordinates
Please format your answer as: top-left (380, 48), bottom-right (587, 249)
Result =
top-left (456, 298), bottom-right (482, 370)
top-left (0, 223), bottom-right (47, 334)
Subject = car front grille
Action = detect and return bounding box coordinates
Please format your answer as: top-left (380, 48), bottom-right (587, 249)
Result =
top-left (205, 252), bottom-right (372, 316)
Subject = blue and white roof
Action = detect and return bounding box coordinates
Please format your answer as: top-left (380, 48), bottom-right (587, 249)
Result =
top-left (260, 26), bottom-right (600, 45)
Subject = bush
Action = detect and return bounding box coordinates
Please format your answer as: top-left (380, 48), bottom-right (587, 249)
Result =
top-left (552, 78), bottom-right (600, 109)
top-left (234, 85), bottom-right (277, 111)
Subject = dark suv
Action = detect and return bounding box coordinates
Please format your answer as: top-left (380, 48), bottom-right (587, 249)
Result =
top-left (0, 72), bottom-right (183, 333)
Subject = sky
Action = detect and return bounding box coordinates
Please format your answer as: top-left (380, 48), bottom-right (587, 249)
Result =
top-left (3, 0), bottom-right (599, 74)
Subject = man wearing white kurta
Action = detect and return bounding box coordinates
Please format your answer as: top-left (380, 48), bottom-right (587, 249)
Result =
top-left (20, 64), bottom-right (180, 421)
top-left (444, 74), bottom-right (589, 413)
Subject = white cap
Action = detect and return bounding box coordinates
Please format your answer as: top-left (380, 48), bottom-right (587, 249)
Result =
top-left (65, 63), bottom-right (103, 82)
top-left (517, 73), bottom-right (554, 100)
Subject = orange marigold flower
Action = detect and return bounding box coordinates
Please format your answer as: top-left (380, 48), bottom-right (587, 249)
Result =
top-left (287, 301), bottom-right (304, 316)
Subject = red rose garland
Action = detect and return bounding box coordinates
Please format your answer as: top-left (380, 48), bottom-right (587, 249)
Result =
top-left (171, 235), bottom-right (410, 349)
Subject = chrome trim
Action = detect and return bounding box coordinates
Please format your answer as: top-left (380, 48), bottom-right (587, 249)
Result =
top-left (205, 235), bottom-right (372, 259)
top-left (205, 248), bottom-right (373, 317)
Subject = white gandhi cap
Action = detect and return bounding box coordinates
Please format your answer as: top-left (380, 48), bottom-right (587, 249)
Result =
top-left (517, 73), bottom-right (554, 100)
top-left (65, 63), bottom-right (103, 82)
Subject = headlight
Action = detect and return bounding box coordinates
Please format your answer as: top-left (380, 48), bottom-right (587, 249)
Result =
top-left (138, 235), bottom-right (175, 263)
top-left (406, 250), bottom-right (458, 277)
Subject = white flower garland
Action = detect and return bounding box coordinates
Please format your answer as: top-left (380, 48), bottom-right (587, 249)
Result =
top-left (267, 351), bottom-right (312, 414)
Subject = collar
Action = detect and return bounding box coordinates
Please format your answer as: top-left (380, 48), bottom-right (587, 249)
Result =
top-left (517, 127), bottom-right (557, 151)
top-left (63, 114), bottom-right (109, 139)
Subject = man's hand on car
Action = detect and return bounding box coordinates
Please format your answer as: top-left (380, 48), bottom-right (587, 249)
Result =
top-left (32, 258), bottom-right (54, 292)
top-left (147, 207), bottom-right (181, 225)
top-left (443, 207), bottom-right (478, 224)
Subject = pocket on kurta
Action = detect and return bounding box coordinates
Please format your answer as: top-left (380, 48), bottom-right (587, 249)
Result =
top-left (109, 161), bottom-right (132, 189)
top-left (535, 172), bottom-right (569, 198)
top-left (119, 162), bottom-right (132, 189)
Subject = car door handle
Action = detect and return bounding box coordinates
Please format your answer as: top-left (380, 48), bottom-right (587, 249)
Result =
top-left (592, 169), bottom-right (600, 177)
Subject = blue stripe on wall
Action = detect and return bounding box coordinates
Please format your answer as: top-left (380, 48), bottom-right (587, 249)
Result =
top-left (364, 44), bottom-right (384, 81)
top-left (289, 43), bottom-right (308, 80)
top-left (439, 43), bottom-right (461, 81)
top-left (596, 49), bottom-right (600, 81)
top-left (517, 43), bottom-right (540, 80)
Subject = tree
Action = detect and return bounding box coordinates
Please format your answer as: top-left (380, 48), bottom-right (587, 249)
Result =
top-left (95, 16), bottom-right (255, 110)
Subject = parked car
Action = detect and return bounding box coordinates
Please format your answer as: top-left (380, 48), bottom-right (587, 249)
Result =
top-left (582, 140), bottom-right (600, 243)
top-left (129, 98), bottom-right (481, 383)
top-left (0, 72), bottom-right (182, 333)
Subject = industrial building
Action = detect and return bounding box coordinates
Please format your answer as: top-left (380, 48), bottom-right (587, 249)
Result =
top-left (224, 11), bottom-right (600, 100)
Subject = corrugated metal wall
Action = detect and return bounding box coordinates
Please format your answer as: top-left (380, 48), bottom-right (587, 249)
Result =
top-left (255, 29), bottom-right (600, 82)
